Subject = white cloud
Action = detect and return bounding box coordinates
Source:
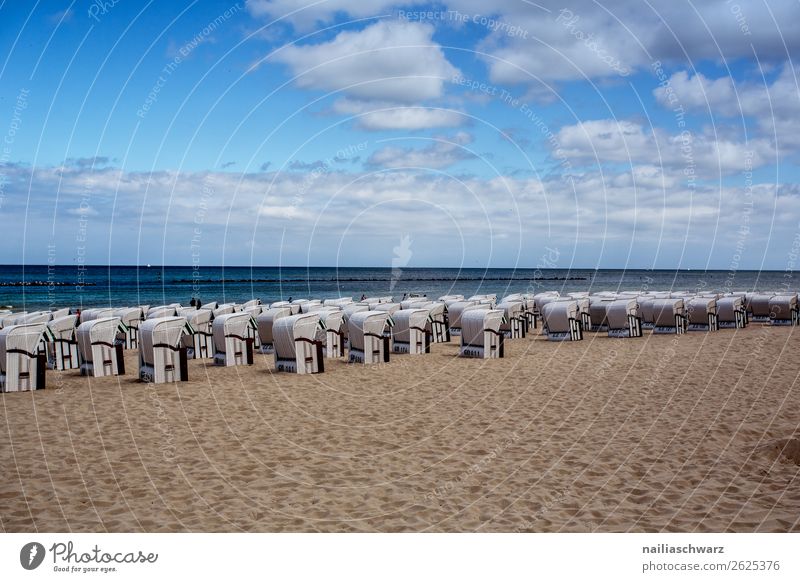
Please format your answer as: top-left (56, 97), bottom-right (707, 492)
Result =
top-left (367, 132), bottom-right (475, 169)
top-left (654, 64), bottom-right (800, 149)
top-left (556, 119), bottom-right (776, 176)
top-left (271, 20), bottom-right (459, 103)
top-left (331, 99), bottom-right (465, 130)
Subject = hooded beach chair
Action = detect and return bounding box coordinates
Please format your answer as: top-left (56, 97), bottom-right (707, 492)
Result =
top-left (446, 300), bottom-right (479, 336)
top-left (0, 323), bottom-right (48, 391)
top-left (533, 292), bottom-right (560, 325)
top-left (77, 317), bottom-right (126, 377)
top-left (313, 308), bottom-right (345, 358)
top-left (50, 308), bottom-right (70, 319)
top-left (467, 294), bottom-right (496, 307)
top-left (651, 298), bottom-right (688, 334)
top-left (424, 301), bottom-right (450, 343)
top-left (273, 313), bottom-right (324, 374)
top-left (347, 311), bottom-right (393, 364)
top-left (498, 300), bottom-right (526, 338)
top-left (717, 296), bottom-right (747, 329)
top-left (213, 303), bottom-right (236, 318)
top-left (147, 306), bottom-right (178, 319)
top-left (240, 299), bottom-right (261, 311)
top-left (768, 294), bottom-right (798, 325)
top-left (747, 294), bottom-right (773, 322)
top-left (11, 311), bottom-right (51, 325)
top-left (46, 314), bottom-right (79, 370)
top-left (78, 308), bottom-right (115, 324)
top-left (372, 302), bottom-right (401, 316)
top-left (589, 297), bottom-right (614, 332)
top-left (213, 312), bottom-right (256, 366)
top-left (686, 297), bottom-right (719, 331)
top-left (256, 307), bottom-right (292, 354)
top-left (606, 298), bottom-right (643, 338)
top-left (323, 297), bottom-right (354, 308)
top-left (179, 307), bottom-right (214, 358)
top-left (391, 308), bottom-right (431, 354)
top-left (269, 300), bottom-right (300, 315)
top-left (139, 316), bottom-right (189, 384)
top-left (438, 294), bottom-right (464, 303)
top-left (541, 300), bottom-right (583, 341)
top-left (459, 309), bottom-right (505, 358)
top-left (115, 307), bottom-right (144, 348)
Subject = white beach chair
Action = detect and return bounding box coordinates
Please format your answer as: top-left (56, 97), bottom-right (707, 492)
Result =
top-left (467, 294), bottom-right (496, 307)
top-left (77, 317), bottom-right (126, 377)
top-left (256, 307), bottom-right (293, 354)
top-left (446, 300), bottom-right (479, 336)
top-left (747, 294), bottom-right (773, 322)
top-left (179, 307), bottom-right (214, 359)
top-left (79, 308), bottom-right (116, 324)
top-left (533, 292), bottom-right (560, 326)
top-left (717, 296), bottom-right (747, 329)
top-left (115, 307), bottom-right (144, 348)
top-left (213, 303), bottom-right (236, 318)
top-left (438, 294), bottom-right (464, 303)
top-left (46, 314), bottom-right (79, 370)
top-left (273, 313), bottom-right (324, 374)
top-left (425, 301), bottom-right (450, 343)
top-left (606, 298), bottom-right (643, 338)
top-left (651, 298), bottom-right (688, 335)
top-left (347, 311), bottom-right (393, 364)
top-left (240, 299), bottom-right (261, 311)
top-left (459, 309), bottom-right (505, 358)
top-left (0, 323), bottom-right (48, 392)
top-left (11, 311), bottom-right (51, 325)
top-left (212, 312), bottom-right (256, 366)
top-left (147, 306), bottom-right (178, 319)
top-left (768, 294), bottom-right (798, 326)
top-left (50, 308), bottom-right (71, 319)
top-left (371, 302), bottom-right (401, 316)
top-left (589, 297), bottom-right (614, 332)
top-left (391, 308), bottom-right (431, 355)
top-left (323, 297), bottom-right (354, 308)
top-left (139, 317), bottom-right (189, 384)
top-left (498, 301), bottom-right (526, 339)
top-left (313, 308), bottom-right (345, 358)
top-left (541, 300), bottom-right (583, 341)
top-left (686, 297), bottom-right (719, 331)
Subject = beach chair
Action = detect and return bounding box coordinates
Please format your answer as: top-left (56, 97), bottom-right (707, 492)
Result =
top-left (606, 298), bottom-right (642, 338)
top-left (533, 292), bottom-right (560, 325)
top-left (213, 312), bottom-right (256, 366)
top-left (50, 308), bottom-right (71, 319)
top-left (256, 307), bottom-right (293, 354)
top-left (0, 323), bottom-right (48, 392)
top-left (574, 297), bottom-right (591, 331)
top-left (371, 302), bottom-right (401, 316)
top-left (46, 314), bottom-right (79, 370)
top-left (589, 297), bottom-right (614, 332)
top-left (651, 298), bottom-right (688, 334)
top-left (77, 317), bottom-right (126, 377)
top-left (213, 303), bottom-right (236, 318)
top-left (768, 294), bottom-right (798, 326)
top-left (347, 311), bottom-right (393, 364)
top-left (438, 294), bottom-right (464, 303)
top-left (240, 299), bottom-right (261, 311)
top-left (179, 307), bottom-right (214, 358)
top-left (425, 301), bottom-right (450, 343)
top-left (323, 297), bottom-right (354, 308)
top-left (79, 308), bottom-right (115, 324)
top-left (541, 300), bottom-right (583, 341)
top-left (363, 296), bottom-right (393, 306)
top-left (686, 297), bottom-right (719, 331)
top-left (498, 300), bottom-right (526, 338)
top-left (115, 307), bottom-right (144, 348)
top-left (293, 299), bottom-right (322, 313)
top-left (717, 296), bottom-right (747, 328)
top-left (747, 294), bottom-right (773, 322)
top-left (467, 294), bottom-right (496, 307)
top-left (147, 306), bottom-right (178, 319)
top-left (273, 313), bottom-right (324, 374)
top-left (139, 317), bottom-right (189, 384)
top-left (446, 300), bottom-right (479, 336)
top-left (312, 308), bottom-right (345, 358)
top-left (459, 309), bottom-right (505, 358)
top-left (11, 311), bottom-right (52, 325)
top-left (392, 308), bottom-right (431, 354)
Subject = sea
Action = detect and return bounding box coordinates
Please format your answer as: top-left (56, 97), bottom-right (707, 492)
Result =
top-left (1, 265), bottom-right (798, 310)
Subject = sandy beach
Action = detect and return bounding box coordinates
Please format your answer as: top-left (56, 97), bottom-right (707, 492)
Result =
top-left (1, 323), bottom-right (798, 533)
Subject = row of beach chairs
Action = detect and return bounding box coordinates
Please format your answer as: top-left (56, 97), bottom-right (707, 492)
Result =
top-left (0, 290), bottom-right (796, 391)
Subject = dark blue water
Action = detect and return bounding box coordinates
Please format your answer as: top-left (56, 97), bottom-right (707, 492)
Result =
top-left (1, 265), bottom-right (798, 310)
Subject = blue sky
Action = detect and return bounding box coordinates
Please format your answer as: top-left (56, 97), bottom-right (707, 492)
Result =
top-left (1, 0), bottom-right (799, 269)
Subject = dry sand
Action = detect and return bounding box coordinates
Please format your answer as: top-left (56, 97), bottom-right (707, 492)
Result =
top-left (2, 324), bottom-right (799, 532)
